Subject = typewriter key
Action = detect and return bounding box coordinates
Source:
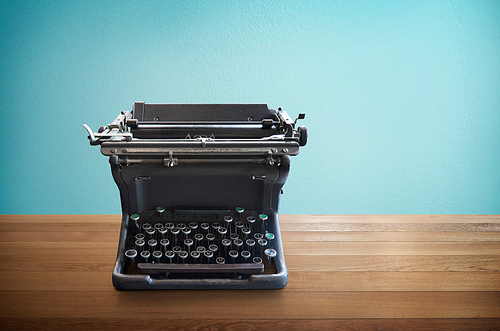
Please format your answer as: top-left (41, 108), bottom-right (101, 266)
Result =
top-left (230, 233), bottom-right (239, 240)
top-left (153, 250), bottom-right (163, 262)
top-left (148, 239), bottom-right (157, 250)
top-left (196, 246), bottom-right (206, 252)
top-left (154, 223), bottom-right (163, 230)
top-left (253, 257), bottom-right (263, 264)
top-left (265, 232), bottom-right (275, 240)
top-left (172, 246), bottom-right (182, 253)
top-left (140, 250), bottom-right (150, 262)
top-left (182, 227), bottom-right (191, 237)
top-left (189, 222), bottom-right (198, 230)
top-left (142, 223), bottom-right (152, 231)
top-left (194, 233), bottom-right (204, 242)
top-left (218, 227), bottom-right (227, 237)
top-left (158, 227), bottom-right (168, 236)
top-left (190, 251), bottom-right (201, 261)
top-left (264, 248), bottom-right (277, 259)
top-left (224, 216), bottom-right (233, 234)
top-left (177, 223), bottom-right (186, 230)
top-left (216, 257), bottom-right (225, 264)
top-left (165, 222), bottom-right (175, 230)
top-left (254, 233), bottom-right (263, 240)
top-left (241, 250), bottom-right (251, 261)
top-left (221, 239), bottom-right (231, 247)
top-left (160, 238), bottom-right (170, 251)
top-left (235, 207), bottom-right (244, 214)
top-left (135, 239), bottom-right (145, 250)
top-left (179, 251), bottom-right (188, 263)
top-left (246, 216), bottom-right (256, 224)
top-left (135, 233), bottom-right (145, 241)
top-left (246, 239), bottom-right (256, 247)
top-left (156, 206), bottom-right (165, 217)
top-left (165, 250), bottom-right (175, 263)
top-left (201, 222), bottom-right (210, 231)
top-left (229, 250), bottom-right (238, 261)
top-left (258, 239), bottom-right (268, 247)
top-left (206, 233), bottom-right (215, 241)
top-left (212, 222), bottom-right (221, 230)
top-left (131, 214), bottom-right (140, 228)
top-left (235, 221), bottom-right (244, 229)
top-left (204, 250), bottom-right (213, 262)
top-left (184, 239), bottom-right (194, 253)
top-left (146, 228), bottom-right (156, 238)
top-left (234, 239), bottom-right (243, 249)
top-left (242, 227), bottom-right (251, 236)
top-left (209, 244), bottom-right (218, 252)
top-left (125, 249), bottom-right (138, 266)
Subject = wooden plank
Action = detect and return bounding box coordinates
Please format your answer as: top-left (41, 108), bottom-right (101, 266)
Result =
top-left (285, 255), bottom-right (500, 272)
top-left (0, 215), bottom-right (121, 224)
top-left (1, 255), bottom-right (497, 273)
top-left (283, 242), bottom-right (500, 255)
top-left (280, 223), bottom-right (500, 232)
top-left (282, 231), bottom-right (500, 242)
top-left (1, 271), bottom-right (498, 292)
top-left (1, 291), bottom-right (499, 319)
top-left (2, 318), bottom-right (500, 331)
top-left (0, 231), bottom-right (119, 242)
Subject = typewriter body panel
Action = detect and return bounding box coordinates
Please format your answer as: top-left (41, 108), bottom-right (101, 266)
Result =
top-left (85, 102), bottom-right (307, 289)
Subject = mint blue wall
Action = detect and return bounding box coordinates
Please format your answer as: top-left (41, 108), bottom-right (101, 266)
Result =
top-left (1, 0), bottom-right (499, 215)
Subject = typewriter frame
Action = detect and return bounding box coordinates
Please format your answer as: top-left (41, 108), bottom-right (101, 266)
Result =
top-left (84, 102), bottom-right (306, 289)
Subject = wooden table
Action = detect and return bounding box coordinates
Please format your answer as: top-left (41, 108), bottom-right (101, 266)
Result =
top-left (1, 215), bottom-right (499, 330)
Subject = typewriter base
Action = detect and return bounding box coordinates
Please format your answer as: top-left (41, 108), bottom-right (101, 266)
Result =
top-left (112, 213), bottom-right (288, 290)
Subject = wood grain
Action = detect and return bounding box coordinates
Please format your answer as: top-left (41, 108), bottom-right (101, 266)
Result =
top-left (0, 214), bottom-right (498, 330)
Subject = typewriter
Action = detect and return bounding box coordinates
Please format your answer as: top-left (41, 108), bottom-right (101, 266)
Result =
top-left (84, 102), bottom-right (307, 289)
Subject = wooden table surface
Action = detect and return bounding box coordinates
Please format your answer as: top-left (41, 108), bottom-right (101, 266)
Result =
top-left (1, 215), bottom-right (499, 330)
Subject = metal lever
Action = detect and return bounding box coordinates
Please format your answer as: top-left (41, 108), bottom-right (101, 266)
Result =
top-left (137, 262), bottom-right (264, 275)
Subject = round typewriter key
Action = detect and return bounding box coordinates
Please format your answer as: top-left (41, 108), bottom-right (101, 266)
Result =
top-left (216, 257), bottom-right (225, 264)
top-left (212, 222), bottom-right (221, 230)
top-left (135, 233), bottom-right (145, 240)
top-left (201, 222), bottom-right (210, 230)
top-left (125, 249), bottom-right (138, 266)
top-left (158, 227), bottom-right (168, 235)
top-left (258, 239), bottom-right (268, 247)
top-left (259, 214), bottom-right (268, 221)
top-left (165, 222), bottom-right (175, 230)
top-left (160, 238), bottom-right (170, 252)
top-left (131, 214), bottom-right (140, 221)
top-left (218, 227), bottom-right (227, 235)
top-left (179, 251), bottom-right (188, 262)
top-left (142, 223), bottom-right (152, 230)
top-left (148, 239), bottom-right (157, 249)
top-left (146, 228), bottom-right (156, 237)
top-left (209, 244), bottom-right (218, 252)
top-left (184, 238), bottom-right (194, 246)
top-left (135, 239), bottom-right (145, 249)
top-left (230, 233), bottom-right (239, 240)
top-left (165, 250), bottom-right (175, 263)
top-left (189, 222), bottom-right (198, 230)
top-left (254, 233), bottom-right (263, 240)
top-left (265, 232), bottom-right (275, 240)
top-left (234, 239), bottom-right (243, 248)
top-left (229, 250), bottom-right (238, 259)
top-left (221, 239), bottom-right (231, 247)
top-left (264, 248), bottom-right (277, 258)
top-left (194, 233), bottom-right (204, 242)
top-left (224, 216), bottom-right (233, 223)
top-left (253, 257), bottom-right (262, 264)
top-left (153, 250), bottom-right (162, 262)
top-left (190, 251), bottom-right (201, 261)
top-left (156, 206), bottom-right (165, 216)
top-left (154, 223), bottom-right (163, 230)
top-left (242, 227), bottom-right (251, 235)
top-left (196, 246), bottom-right (206, 252)
top-left (204, 250), bottom-right (213, 260)
top-left (177, 223), bottom-right (186, 230)
top-left (140, 250), bottom-right (150, 262)
top-left (241, 250), bottom-right (251, 260)
top-left (171, 227), bottom-right (180, 235)
top-left (247, 216), bottom-right (256, 223)
top-left (206, 233), bottom-right (215, 241)
top-left (235, 221), bottom-right (244, 229)
top-left (172, 246), bottom-right (182, 253)
top-left (236, 207), bottom-right (244, 214)
top-left (182, 227), bottom-right (191, 236)
top-left (246, 239), bottom-right (256, 247)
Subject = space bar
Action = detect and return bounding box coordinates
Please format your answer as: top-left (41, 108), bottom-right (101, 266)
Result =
top-left (137, 262), bottom-right (264, 275)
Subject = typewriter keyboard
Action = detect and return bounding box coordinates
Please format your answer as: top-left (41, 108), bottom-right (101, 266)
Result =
top-left (123, 207), bottom-right (278, 278)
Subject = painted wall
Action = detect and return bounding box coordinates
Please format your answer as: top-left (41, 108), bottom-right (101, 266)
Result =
top-left (1, 0), bottom-right (499, 214)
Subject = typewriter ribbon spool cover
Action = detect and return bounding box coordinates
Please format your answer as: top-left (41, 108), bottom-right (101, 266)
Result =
top-left (84, 102), bottom-right (307, 289)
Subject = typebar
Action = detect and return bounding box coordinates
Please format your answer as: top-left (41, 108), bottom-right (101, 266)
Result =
top-left (137, 262), bottom-right (264, 275)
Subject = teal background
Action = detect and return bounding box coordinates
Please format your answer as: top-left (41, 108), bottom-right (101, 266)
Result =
top-left (1, 0), bottom-right (499, 215)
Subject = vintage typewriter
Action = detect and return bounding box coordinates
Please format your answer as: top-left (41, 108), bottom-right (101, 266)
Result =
top-left (84, 102), bottom-right (307, 289)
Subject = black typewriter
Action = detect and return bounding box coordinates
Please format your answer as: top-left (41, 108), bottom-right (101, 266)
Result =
top-left (84, 102), bottom-right (307, 289)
